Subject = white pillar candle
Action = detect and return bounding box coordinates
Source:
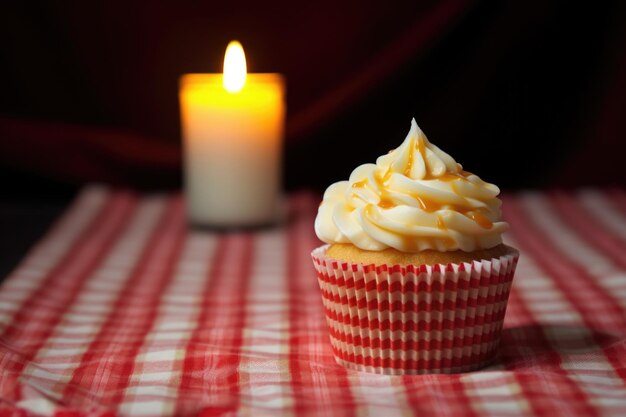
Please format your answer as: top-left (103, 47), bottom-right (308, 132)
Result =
top-left (180, 41), bottom-right (286, 227)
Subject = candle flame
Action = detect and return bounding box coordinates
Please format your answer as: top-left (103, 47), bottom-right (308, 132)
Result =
top-left (223, 41), bottom-right (247, 93)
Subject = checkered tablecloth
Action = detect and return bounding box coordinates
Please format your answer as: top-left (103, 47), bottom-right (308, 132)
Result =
top-left (1, 186), bottom-right (626, 417)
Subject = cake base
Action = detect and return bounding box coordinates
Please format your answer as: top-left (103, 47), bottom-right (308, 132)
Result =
top-left (326, 243), bottom-right (516, 266)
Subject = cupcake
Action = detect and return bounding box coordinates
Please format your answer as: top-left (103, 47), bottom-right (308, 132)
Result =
top-left (311, 118), bottom-right (519, 375)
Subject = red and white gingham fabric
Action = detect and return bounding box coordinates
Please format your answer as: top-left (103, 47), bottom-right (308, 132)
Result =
top-left (1, 186), bottom-right (626, 417)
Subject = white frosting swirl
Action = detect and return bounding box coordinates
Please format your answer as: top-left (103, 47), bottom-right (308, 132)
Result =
top-left (315, 118), bottom-right (508, 252)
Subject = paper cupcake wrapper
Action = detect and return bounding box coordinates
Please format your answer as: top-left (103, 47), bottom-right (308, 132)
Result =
top-left (311, 245), bottom-right (519, 375)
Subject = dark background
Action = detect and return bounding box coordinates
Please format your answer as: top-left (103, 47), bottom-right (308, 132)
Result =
top-left (1, 0), bottom-right (626, 200)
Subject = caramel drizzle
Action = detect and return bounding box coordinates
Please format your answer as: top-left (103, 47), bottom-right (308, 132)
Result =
top-left (402, 135), bottom-right (471, 182)
top-left (352, 179), bottom-right (367, 189)
top-left (403, 145), bottom-right (415, 177)
top-left (351, 140), bottom-right (493, 229)
top-left (468, 212), bottom-right (493, 229)
top-left (364, 205), bottom-right (456, 250)
top-left (416, 134), bottom-right (426, 158)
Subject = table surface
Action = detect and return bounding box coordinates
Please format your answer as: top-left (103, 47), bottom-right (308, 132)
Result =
top-left (1, 186), bottom-right (626, 417)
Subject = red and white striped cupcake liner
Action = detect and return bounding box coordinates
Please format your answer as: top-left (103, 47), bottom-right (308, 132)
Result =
top-left (311, 245), bottom-right (519, 375)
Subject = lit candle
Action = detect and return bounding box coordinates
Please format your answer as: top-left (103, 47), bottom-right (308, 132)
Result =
top-left (180, 41), bottom-right (286, 227)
